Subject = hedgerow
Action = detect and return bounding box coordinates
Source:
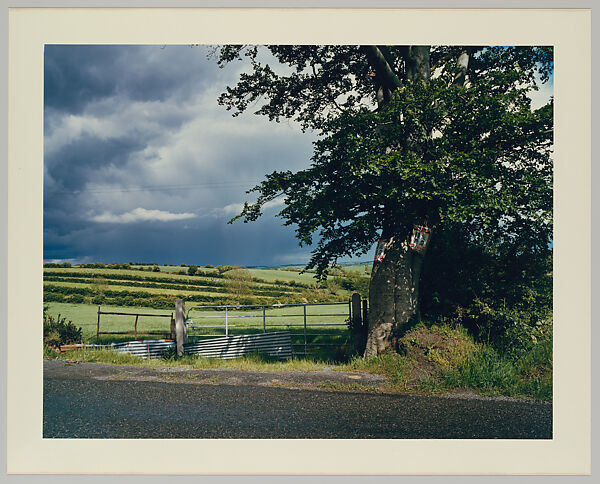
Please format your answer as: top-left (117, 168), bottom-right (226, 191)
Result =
top-left (42, 275), bottom-right (300, 295)
top-left (44, 284), bottom-right (346, 309)
top-left (42, 269), bottom-right (311, 289)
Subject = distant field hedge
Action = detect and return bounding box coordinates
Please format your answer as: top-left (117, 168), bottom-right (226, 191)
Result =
top-left (43, 275), bottom-right (300, 295)
top-left (43, 269), bottom-right (311, 289)
top-left (44, 282), bottom-right (293, 299)
top-left (43, 283), bottom-right (346, 309)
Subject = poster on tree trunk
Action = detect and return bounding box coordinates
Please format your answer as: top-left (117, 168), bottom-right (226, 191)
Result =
top-left (374, 239), bottom-right (386, 262)
top-left (410, 225), bottom-right (431, 254)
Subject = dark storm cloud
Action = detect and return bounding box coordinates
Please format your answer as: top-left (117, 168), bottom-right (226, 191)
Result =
top-left (43, 44), bottom-right (323, 266)
top-left (45, 45), bottom-right (224, 113)
top-left (45, 45), bottom-right (117, 112)
top-left (45, 134), bottom-right (147, 191)
top-left (44, 210), bottom-right (308, 267)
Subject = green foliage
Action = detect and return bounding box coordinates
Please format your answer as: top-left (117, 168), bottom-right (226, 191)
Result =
top-left (398, 324), bottom-right (478, 370)
top-left (348, 323), bottom-right (552, 400)
top-left (89, 276), bottom-right (108, 298)
top-left (43, 304), bottom-right (82, 348)
top-left (431, 343), bottom-right (552, 400)
top-left (215, 44), bottom-right (553, 365)
top-left (331, 269), bottom-right (370, 297)
top-left (44, 262), bottom-right (72, 268)
top-left (222, 267), bottom-right (253, 302)
top-left (420, 227), bottom-right (552, 355)
top-left (348, 350), bottom-right (413, 387)
top-left (219, 45), bottom-right (552, 279)
top-left (187, 265), bottom-right (198, 276)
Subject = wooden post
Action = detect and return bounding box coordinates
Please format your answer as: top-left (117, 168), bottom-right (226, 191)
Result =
top-left (362, 299), bottom-right (369, 332)
top-left (351, 293), bottom-right (362, 329)
top-left (170, 313), bottom-right (176, 340)
top-left (175, 299), bottom-right (186, 356)
top-left (134, 314), bottom-right (139, 340)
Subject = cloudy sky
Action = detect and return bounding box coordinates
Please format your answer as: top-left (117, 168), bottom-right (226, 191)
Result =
top-left (44, 45), bottom-right (552, 267)
top-left (44, 45), bottom-right (327, 267)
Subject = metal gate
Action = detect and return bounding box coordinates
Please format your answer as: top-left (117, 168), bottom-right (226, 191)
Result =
top-left (185, 301), bottom-right (351, 356)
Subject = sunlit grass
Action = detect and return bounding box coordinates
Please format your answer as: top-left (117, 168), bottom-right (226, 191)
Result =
top-left (45, 334), bottom-right (552, 401)
top-left (44, 280), bottom-right (220, 297)
top-left (45, 347), bottom-right (340, 372)
top-left (44, 301), bottom-right (351, 345)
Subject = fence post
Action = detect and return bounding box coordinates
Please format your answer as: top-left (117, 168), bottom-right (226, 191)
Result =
top-left (351, 293), bottom-right (362, 329)
top-left (362, 299), bottom-right (369, 332)
top-left (175, 299), bottom-right (186, 356)
top-left (170, 313), bottom-right (176, 340)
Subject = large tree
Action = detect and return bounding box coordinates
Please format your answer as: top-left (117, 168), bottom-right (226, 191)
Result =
top-left (215, 45), bottom-right (553, 356)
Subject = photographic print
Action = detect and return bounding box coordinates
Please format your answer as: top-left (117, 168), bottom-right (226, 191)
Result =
top-left (42, 43), bottom-right (553, 440)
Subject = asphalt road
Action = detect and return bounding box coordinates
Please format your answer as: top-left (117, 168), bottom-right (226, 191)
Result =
top-left (43, 360), bottom-right (552, 439)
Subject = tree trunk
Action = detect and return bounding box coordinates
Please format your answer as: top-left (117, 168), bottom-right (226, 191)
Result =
top-left (362, 44), bottom-right (430, 357)
top-left (364, 234), bottom-right (424, 357)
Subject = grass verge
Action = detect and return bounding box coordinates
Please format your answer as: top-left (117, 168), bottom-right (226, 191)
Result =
top-left (44, 346), bottom-right (338, 372)
top-left (44, 323), bottom-right (552, 401)
top-left (345, 324), bottom-right (552, 401)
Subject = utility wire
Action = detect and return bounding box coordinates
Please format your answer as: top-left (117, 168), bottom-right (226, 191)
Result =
top-left (55, 181), bottom-right (262, 194)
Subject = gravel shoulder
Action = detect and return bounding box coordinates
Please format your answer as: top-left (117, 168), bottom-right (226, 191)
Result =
top-left (43, 359), bottom-right (550, 404)
top-left (44, 359), bottom-right (387, 392)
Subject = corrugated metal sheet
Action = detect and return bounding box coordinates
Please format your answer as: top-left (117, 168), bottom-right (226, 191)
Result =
top-left (111, 339), bottom-right (175, 359)
top-left (184, 331), bottom-right (292, 360)
top-left (107, 332), bottom-right (292, 360)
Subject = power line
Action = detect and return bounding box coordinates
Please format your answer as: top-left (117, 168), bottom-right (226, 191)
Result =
top-left (55, 181), bottom-right (263, 194)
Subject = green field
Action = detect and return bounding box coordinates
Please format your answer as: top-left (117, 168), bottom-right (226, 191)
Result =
top-left (45, 302), bottom-right (176, 343)
top-left (43, 265), bottom-right (364, 308)
top-left (243, 268), bottom-right (320, 284)
top-left (43, 264), bottom-right (365, 351)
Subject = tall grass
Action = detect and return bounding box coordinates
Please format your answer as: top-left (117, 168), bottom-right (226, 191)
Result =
top-left (345, 325), bottom-right (552, 401)
top-left (346, 351), bottom-right (413, 389)
top-left (420, 341), bottom-right (553, 400)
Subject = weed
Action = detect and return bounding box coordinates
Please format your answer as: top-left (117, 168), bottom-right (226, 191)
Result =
top-left (43, 305), bottom-right (83, 348)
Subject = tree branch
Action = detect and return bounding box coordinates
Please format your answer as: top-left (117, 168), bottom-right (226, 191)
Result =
top-left (360, 45), bottom-right (403, 93)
